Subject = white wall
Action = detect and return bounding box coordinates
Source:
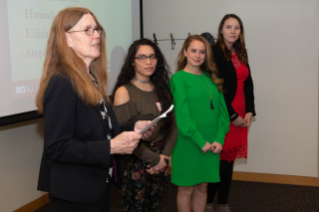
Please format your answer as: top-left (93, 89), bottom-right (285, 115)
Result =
top-left (0, 119), bottom-right (45, 212)
top-left (143, 0), bottom-right (319, 177)
top-left (1, 2), bottom-right (318, 211)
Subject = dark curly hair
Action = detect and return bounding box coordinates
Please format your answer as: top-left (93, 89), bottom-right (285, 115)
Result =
top-left (112, 38), bottom-right (175, 140)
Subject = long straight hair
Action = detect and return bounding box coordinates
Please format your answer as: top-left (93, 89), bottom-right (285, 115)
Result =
top-left (216, 14), bottom-right (248, 65)
top-left (36, 7), bottom-right (108, 113)
top-left (176, 35), bottom-right (223, 92)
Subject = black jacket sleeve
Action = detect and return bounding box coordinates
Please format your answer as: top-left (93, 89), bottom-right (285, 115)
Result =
top-left (43, 75), bottom-right (111, 168)
top-left (106, 103), bottom-right (135, 188)
top-left (212, 45), bottom-right (237, 117)
top-left (212, 44), bottom-right (256, 118)
top-left (244, 64), bottom-right (256, 116)
top-left (38, 74), bottom-right (137, 203)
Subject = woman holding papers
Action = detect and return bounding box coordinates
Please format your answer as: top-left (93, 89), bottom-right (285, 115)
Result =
top-left (206, 14), bottom-right (256, 212)
top-left (170, 35), bottom-right (229, 212)
top-left (112, 38), bottom-right (177, 212)
top-left (35, 7), bottom-right (154, 212)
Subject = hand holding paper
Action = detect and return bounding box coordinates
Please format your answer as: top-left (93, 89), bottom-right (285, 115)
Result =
top-left (138, 105), bottom-right (174, 134)
top-left (134, 120), bottom-right (156, 140)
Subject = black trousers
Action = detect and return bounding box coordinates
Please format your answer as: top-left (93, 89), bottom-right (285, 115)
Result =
top-left (207, 160), bottom-right (234, 204)
top-left (50, 183), bottom-right (111, 212)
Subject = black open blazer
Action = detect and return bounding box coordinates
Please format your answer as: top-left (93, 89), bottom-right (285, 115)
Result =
top-left (37, 74), bottom-right (134, 204)
top-left (212, 44), bottom-right (256, 118)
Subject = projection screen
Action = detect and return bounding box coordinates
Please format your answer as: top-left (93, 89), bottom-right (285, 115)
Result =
top-left (0, 0), bottom-right (142, 125)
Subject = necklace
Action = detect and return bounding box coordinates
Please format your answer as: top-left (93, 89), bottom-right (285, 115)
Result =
top-left (195, 74), bottom-right (214, 109)
top-left (134, 76), bottom-right (150, 84)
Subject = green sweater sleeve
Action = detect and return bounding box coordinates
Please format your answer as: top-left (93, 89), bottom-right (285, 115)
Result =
top-left (214, 92), bottom-right (230, 145)
top-left (170, 73), bottom-right (207, 149)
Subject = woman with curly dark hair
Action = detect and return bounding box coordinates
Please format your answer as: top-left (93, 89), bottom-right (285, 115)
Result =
top-left (112, 38), bottom-right (177, 212)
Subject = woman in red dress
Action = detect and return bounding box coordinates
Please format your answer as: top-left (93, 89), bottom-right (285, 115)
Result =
top-left (206, 14), bottom-right (256, 212)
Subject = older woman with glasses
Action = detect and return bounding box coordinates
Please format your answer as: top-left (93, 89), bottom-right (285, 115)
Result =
top-left (36, 7), bottom-right (154, 212)
top-left (112, 38), bottom-right (177, 212)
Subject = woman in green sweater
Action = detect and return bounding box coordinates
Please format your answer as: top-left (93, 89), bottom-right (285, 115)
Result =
top-left (170, 35), bottom-right (230, 212)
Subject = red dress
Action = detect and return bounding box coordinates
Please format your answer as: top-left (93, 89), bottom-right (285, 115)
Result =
top-left (220, 52), bottom-right (249, 162)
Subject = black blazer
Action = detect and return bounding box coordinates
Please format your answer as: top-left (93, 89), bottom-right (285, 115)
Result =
top-left (37, 74), bottom-right (134, 204)
top-left (212, 44), bottom-right (256, 118)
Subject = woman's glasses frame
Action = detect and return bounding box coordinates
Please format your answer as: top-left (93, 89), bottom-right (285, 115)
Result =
top-left (134, 54), bottom-right (157, 63)
top-left (67, 27), bottom-right (103, 36)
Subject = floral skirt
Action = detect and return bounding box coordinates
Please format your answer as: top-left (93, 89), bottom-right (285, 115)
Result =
top-left (121, 147), bottom-right (168, 212)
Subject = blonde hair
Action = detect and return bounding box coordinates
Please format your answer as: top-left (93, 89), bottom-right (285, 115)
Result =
top-left (36, 7), bottom-right (108, 113)
top-left (176, 35), bottom-right (223, 91)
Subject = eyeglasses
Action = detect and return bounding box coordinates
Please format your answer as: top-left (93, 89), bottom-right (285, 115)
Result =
top-left (68, 27), bottom-right (103, 36)
top-left (134, 55), bottom-right (157, 63)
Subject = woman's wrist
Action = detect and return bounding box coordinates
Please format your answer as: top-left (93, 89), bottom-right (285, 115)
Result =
top-left (230, 113), bottom-right (238, 121)
top-left (110, 139), bottom-right (114, 154)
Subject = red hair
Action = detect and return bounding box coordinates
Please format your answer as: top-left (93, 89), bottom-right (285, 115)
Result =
top-left (36, 7), bottom-right (108, 113)
top-left (176, 35), bottom-right (223, 92)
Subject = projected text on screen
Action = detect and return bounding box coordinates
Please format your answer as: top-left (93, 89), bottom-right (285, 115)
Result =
top-left (7, 0), bottom-right (133, 100)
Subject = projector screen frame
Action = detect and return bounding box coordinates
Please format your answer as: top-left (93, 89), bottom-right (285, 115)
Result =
top-left (0, 0), bottom-right (144, 127)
